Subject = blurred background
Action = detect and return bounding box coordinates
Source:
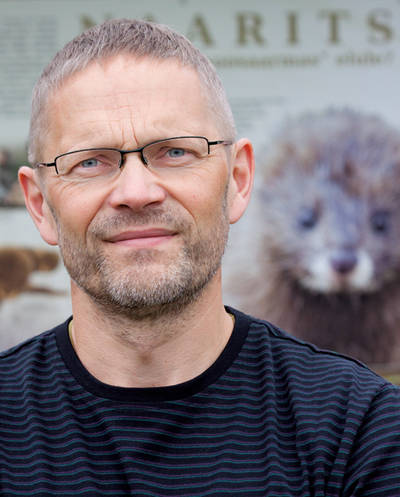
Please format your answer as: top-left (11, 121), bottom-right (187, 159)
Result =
top-left (1, 0), bottom-right (400, 380)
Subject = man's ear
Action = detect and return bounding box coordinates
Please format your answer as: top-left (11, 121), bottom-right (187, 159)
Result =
top-left (18, 166), bottom-right (59, 246)
top-left (227, 138), bottom-right (255, 224)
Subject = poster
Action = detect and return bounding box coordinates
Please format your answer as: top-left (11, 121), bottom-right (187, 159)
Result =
top-left (0, 0), bottom-right (399, 377)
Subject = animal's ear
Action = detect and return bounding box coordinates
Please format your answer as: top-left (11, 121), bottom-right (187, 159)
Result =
top-left (18, 166), bottom-right (59, 246)
top-left (227, 138), bottom-right (255, 224)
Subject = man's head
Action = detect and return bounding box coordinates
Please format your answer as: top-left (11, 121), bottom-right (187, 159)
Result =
top-left (28, 18), bottom-right (236, 166)
top-left (19, 19), bottom-right (254, 319)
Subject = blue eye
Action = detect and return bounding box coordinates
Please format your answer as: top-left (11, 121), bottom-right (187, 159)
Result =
top-left (167, 148), bottom-right (185, 158)
top-left (80, 158), bottom-right (99, 168)
top-left (148, 141), bottom-right (198, 169)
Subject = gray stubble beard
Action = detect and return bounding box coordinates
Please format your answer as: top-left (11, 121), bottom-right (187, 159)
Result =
top-left (55, 199), bottom-right (230, 321)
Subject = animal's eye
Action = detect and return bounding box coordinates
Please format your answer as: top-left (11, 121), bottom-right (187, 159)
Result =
top-left (297, 206), bottom-right (319, 230)
top-left (370, 210), bottom-right (391, 234)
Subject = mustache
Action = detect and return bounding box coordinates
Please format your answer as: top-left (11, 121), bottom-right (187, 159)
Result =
top-left (89, 207), bottom-right (187, 238)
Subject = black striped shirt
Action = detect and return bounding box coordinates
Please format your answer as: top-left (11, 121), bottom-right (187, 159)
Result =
top-left (0, 307), bottom-right (399, 496)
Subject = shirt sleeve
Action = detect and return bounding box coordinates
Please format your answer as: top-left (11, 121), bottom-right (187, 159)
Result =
top-left (343, 383), bottom-right (400, 496)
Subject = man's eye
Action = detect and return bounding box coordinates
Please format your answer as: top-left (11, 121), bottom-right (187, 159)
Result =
top-left (166, 148), bottom-right (186, 158)
top-left (79, 158), bottom-right (100, 168)
top-left (149, 144), bottom-right (199, 169)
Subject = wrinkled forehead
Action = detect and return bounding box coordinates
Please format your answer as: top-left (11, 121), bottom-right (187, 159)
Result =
top-left (49, 54), bottom-right (208, 113)
top-left (41, 55), bottom-right (219, 156)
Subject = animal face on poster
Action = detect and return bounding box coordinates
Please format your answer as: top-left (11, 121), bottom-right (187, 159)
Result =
top-left (240, 108), bottom-right (400, 365)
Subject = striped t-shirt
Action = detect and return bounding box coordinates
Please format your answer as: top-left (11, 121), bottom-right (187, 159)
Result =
top-left (0, 307), bottom-right (399, 496)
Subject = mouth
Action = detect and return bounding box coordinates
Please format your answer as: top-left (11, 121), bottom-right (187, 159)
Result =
top-left (106, 228), bottom-right (177, 248)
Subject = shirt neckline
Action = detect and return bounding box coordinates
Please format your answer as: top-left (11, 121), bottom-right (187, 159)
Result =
top-left (55, 306), bottom-right (250, 402)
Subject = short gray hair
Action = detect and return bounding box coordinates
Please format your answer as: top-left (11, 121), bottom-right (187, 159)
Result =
top-left (28, 18), bottom-right (236, 165)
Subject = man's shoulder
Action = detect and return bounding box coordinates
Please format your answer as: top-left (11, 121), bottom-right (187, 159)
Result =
top-left (231, 307), bottom-right (400, 446)
top-left (231, 306), bottom-right (397, 397)
top-left (0, 319), bottom-right (70, 377)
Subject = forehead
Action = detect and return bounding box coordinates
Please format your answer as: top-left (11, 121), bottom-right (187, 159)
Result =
top-left (43, 55), bottom-right (216, 156)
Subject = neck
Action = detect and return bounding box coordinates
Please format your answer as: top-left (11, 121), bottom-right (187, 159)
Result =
top-left (68, 275), bottom-right (234, 388)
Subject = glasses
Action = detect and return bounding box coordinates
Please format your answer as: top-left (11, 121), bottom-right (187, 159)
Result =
top-left (35, 136), bottom-right (233, 182)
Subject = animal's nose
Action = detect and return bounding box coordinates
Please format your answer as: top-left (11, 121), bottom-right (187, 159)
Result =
top-left (330, 250), bottom-right (358, 274)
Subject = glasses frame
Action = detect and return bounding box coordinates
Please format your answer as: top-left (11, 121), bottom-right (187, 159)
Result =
top-left (35, 136), bottom-right (233, 175)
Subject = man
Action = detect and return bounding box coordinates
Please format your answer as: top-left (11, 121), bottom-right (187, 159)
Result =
top-left (1, 18), bottom-right (399, 495)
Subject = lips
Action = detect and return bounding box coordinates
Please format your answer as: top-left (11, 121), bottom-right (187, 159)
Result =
top-left (106, 228), bottom-right (177, 247)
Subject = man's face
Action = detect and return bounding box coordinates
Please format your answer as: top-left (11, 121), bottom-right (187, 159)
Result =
top-left (30, 55), bottom-right (239, 318)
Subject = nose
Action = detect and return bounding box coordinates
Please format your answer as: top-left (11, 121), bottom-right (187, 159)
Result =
top-left (107, 154), bottom-right (167, 210)
top-left (330, 249), bottom-right (358, 274)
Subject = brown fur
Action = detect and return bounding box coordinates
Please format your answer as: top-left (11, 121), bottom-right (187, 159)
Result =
top-left (0, 247), bottom-right (60, 300)
top-left (239, 108), bottom-right (400, 366)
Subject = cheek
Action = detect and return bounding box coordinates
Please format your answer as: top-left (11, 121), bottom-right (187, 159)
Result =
top-left (173, 168), bottom-right (229, 216)
top-left (178, 183), bottom-right (228, 227)
top-left (47, 184), bottom-right (104, 238)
